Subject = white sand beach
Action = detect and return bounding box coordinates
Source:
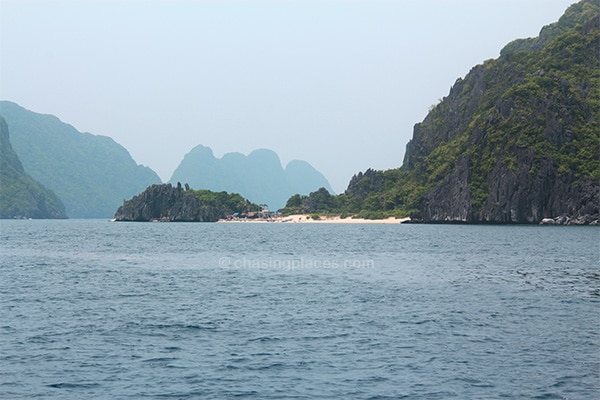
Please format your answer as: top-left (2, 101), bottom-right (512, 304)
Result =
top-left (218, 215), bottom-right (410, 224)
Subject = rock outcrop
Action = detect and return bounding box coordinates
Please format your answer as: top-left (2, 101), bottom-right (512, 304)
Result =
top-left (114, 183), bottom-right (258, 222)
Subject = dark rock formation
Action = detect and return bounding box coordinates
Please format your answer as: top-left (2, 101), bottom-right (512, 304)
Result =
top-left (417, 152), bottom-right (599, 225)
top-left (114, 183), bottom-right (258, 222)
top-left (420, 157), bottom-right (472, 223)
top-left (345, 168), bottom-right (385, 203)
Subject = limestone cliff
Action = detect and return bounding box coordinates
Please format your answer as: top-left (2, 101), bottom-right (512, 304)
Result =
top-left (405, 0), bottom-right (599, 224)
top-left (114, 183), bottom-right (259, 222)
top-left (340, 0), bottom-right (599, 224)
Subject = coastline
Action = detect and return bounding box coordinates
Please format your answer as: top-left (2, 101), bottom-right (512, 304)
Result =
top-left (218, 214), bottom-right (410, 224)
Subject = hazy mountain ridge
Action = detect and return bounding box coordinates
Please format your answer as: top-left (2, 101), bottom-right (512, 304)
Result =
top-left (0, 116), bottom-right (67, 219)
top-left (170, 145), bottom-right (333, 210)
top-left (0, 101), bottom-right (162, 218)
top-left (289, 0), bottom-right (599, 224)
top-left (0, 102), bottom-right (333, 217)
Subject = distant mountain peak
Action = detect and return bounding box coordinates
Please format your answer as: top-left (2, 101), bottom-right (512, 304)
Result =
top-left (189, 144), bottom-right (215, 157)
top-left (170, 145), bottom-right (333, 210)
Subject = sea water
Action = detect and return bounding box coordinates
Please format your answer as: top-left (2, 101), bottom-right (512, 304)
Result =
top-left (0, 220), bottom-right (598, 399)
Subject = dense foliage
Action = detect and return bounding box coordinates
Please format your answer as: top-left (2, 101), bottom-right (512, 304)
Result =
top-left (187, 187), bottom-right (261, 219)
top-left (114, 183), bottom-right (260, 222)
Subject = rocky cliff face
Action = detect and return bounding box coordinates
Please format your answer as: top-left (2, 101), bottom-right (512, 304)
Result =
top-left (403, 0), bottom-right (599, 224)
top-left (114, 183), bottom-right (258, 222)
top-left (419, 153), bottom-right (599, 224)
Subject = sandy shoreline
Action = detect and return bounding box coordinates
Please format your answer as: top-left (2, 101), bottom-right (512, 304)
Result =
top-left (218, 214), bottom-right (410, 224)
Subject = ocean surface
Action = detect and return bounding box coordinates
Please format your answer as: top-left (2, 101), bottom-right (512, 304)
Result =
top-left (1, 220), bottom-right (598, 399)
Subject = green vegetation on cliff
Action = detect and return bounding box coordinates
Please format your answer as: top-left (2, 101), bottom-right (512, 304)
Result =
top-left (114, 183), bottom-right (260, 222)
top-left (0, 116), bottom-right (66, 219)
top-left (285, 0), bottom-right (600, 224)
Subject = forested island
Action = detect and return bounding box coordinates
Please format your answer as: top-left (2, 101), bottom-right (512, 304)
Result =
top-left (113, 183), bottom-right (260, 222)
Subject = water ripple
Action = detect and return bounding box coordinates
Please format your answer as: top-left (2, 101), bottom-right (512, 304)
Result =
top-left (0, 220), bottom-right (598, 399)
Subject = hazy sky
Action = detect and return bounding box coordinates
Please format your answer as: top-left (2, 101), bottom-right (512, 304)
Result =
top-left (0, 0), bottom-right (574, 192)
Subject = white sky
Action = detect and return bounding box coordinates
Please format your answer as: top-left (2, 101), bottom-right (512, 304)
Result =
top-left (0, 0), bottom-right (574, 193)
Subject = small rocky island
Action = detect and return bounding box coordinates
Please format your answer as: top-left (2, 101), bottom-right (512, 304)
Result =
top-left (113, 183), bottom-right (259, 222)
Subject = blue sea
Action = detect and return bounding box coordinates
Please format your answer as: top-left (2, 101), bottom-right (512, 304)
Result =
top-left (1, 220), bottom-right (598, 399)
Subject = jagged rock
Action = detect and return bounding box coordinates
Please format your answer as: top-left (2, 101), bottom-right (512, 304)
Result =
top-left (540, 214), bottom-right (598, 225)
top-left (421, 157), bottom-right (472, 222)
top-left (346, 169), bottom-right (384, 202)
top-left (114, 183), bottom-right (258, 222)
